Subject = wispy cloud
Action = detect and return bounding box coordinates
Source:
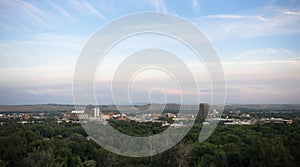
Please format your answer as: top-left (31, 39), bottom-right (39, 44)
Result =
top-left (0, 33), bottom-right (84, 71)
top-left (35, 33), bottom-right (84, 47)
top-left (0, 0), bottom-right (106, 34)
top-left (224, 59), bottom-right (300, 65)
top-left (67, 0), bottom-right (106, 20)
top-left (22, 86), bottom-right (72, 96)
top-left (7, 0), bottom-right (54, 29)
top-left (150, 0), bottom-right (167, 12)
top-left (0, 22), bottom-right (18, 32)
top-left (0, 0), bottom-right (65, 31)
top-left (0, 67), bottom-right (55, 72)
top-left (81, 1), bottom-right (106, 19)
top-left (284, 10), bottom-right (300, 15)
top-left (0, 66), bottom-right (73, 86)
top-left (0, 1), bottom-right (299, 104)
top-left (1, 33), bottom-right (84, 49)
top-left (235, 48), bottom-right (294, 60)
top-left (46, 0), bottom-right (74, 21)
top-left (193, 6), bottom-right (300, 39)
top-left (202, 14), bottom-right (248, 19)
top-left (192, 0), bottom-right (200, 13)
top-left (0, 42), bottom-right (12, 49)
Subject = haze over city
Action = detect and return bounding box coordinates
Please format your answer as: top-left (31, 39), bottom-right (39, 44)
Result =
top-left (0, 0), bottom-right (300, 104)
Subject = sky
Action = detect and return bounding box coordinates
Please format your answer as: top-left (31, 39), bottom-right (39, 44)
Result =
top-left (0, 0), bottom-right (300, 104)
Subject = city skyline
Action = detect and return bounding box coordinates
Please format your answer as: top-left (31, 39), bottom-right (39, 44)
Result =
top-left (0, 0), bottom-right (300, 104)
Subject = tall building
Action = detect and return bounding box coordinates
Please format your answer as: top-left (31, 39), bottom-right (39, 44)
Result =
top-left (93, 107), bottom-right (100, 117)
top-left (85, 104), bottom-right (100, 117)
top-left (85, 104), bottom-right (94, 115)
top-left (199, 103), bottom-right (209, 118)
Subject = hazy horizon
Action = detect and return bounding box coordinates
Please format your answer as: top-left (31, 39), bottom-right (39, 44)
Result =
top-left (1, 102), bottom-right (300, 106)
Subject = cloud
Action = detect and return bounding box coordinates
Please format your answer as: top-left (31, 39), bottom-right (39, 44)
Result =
top-left (223, 58), bottom-right (300, 73)
top-left (0, 32), bottom-right (85, 70)
top-left (202, 14), bottom-right (248, 19)
top-left (0, 66), bottom-right (73, 86)
top-left (0, 0), bottom-right (66, 31)
top-left (235, 48), bottom-right (295, 60)
top-left (0, 0), bottom-right (106, 34)
top-left (21, 86), bottom-right (72, 97)
top-left (223, 59), bottom-right (300, 104)
top-left (0, 22), bottom-right (18, 32)
top-left (81, 1), bottom-right (106, 19)
top-left (0, 83), bottom-right (73, 104)
top-left (150, 0), bottom-right (167, 12)
top-left (2, 0), bottom-right (54, 29)
top-left (0, 42), bottom-right (12, 49)
top-left (1, 58), bottom-right (299, 104)
top-left (192, 0), bottom-right (200, 13)
top-left (192, 6), bottom-right (300, 39)
top-left (0, 67), bottom-right (59, 72)
top-left (46, 0), bottom-right (74, 21)
top-left (226, 86), bottom-right (300, 104)
top-left (284, 10), bottom-right (300, 15)
top-left (34, 33), bottom-right (84, 47)
top-left (66, 0), bottom-right (106, 20)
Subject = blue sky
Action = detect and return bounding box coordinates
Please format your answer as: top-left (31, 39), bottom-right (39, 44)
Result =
top-left (0, 0), bottom-right (300, 104)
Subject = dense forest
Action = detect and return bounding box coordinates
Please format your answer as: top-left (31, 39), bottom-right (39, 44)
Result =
top-left (1, 115), bottom-right (300, 167)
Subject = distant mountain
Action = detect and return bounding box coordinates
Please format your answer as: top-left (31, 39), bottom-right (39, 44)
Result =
top-left (223, 104), bottom-right (300, 112)
top-left (1, 104), bottom-right (299, 112)
top-left (0, 104), bottom-right (75, 112)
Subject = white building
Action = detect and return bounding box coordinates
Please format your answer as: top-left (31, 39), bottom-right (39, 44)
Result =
top-left (71, 110), bottom-right (85, 114)
top-left (93, 108), bottom-right (100, 117)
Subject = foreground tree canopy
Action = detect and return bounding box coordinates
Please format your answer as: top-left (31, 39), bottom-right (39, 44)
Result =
top-left (0, 115), bottom-right (300, 167)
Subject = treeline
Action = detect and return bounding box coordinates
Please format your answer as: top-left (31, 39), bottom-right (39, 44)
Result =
top-left (0, 119), bottom-right (300, 166)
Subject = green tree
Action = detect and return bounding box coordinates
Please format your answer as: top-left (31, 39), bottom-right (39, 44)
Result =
top-left (23, 147), bottom-right (64, 167)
